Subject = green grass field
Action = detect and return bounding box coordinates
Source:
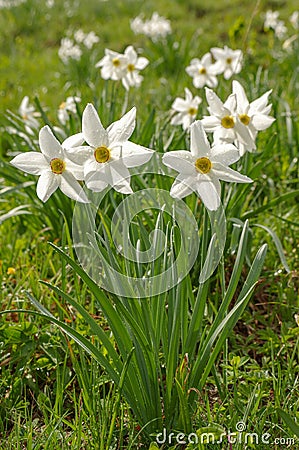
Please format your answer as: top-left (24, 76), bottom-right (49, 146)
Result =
top-left (0, 0), bottom-right (299, 449)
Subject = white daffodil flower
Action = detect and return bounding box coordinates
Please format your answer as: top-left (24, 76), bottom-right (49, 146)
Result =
top-left (185, 53), bottom-right (219, 88)
top-left (70, 103), bottom-right (154, 194)
top-left (58, 96), bottom-right (81, 125)
top-left (19, 96), bottom-right (40, 132)
top-left (211, 46), bottom-right (243, 79)
top-left (10, 126), bottom-right (88, 203)
top-left (95, 48), bottom-right (128, 81)
top-left (201, 87), bottom-right (256, 152)
top-left (232, 80), bottom-right (275, 155)
top-left (162, 121), bottom-right (252, 211)
top-left (170, 88), bottom-right (202, 130)
top-left (121, 46), bottom-right (149, 91)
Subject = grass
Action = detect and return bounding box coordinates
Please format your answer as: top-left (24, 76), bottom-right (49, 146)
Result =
top-left (1, 0), bottom-right (299, 449)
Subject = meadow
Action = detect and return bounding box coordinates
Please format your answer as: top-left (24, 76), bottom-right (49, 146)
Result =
top-left (0, 0), bottom-right (299, 449)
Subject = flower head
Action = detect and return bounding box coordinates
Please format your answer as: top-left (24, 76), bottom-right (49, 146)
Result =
top-left (130, 12), bottom-right (171, 41)
top-left (232, 80), bottom-right (275, 155)
top-left (69, 104), bottom-right (153, 194)
top-left (211, 46), bottom-right (243, 79)
top-left (58, 96), bottom-right (81, 125)
top-left (19, 96), bottom-right (40, 131)
top-left (201, 88), bottom-right (256, 152)
top-left (95, 48), bottom-right (128, 81)
top-left (10, 126), bottom-right (88, 203)
top-left (121, 46), bottom-right (149, 91)
top-left (170, 88), bottom-right (202, 130)
top-left (162, 121), bottom-right (252, 211)
top-left (186, 53), bottom-right (219, 88)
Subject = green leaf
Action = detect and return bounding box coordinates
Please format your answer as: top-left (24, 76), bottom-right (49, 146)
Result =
top-left (277, 408), bottom-right (299, 437)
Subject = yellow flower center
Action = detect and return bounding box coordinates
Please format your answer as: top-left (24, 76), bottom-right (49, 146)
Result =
top-left (198, 67), bottom-right (207, 74)
top-left (112, 58), bottom-right (120, 67)
top-left (50, 158), bottom-right (66, 174)
top-left (221, 115), bottom-right (235, 129)
top-left (59, 101), bottom-right (66, 110)
top-left (195, 156), bottom-right (212, 174)
top-left (239, 113), bottom-right (251, 126)
top-left (94, 146), bottom-right (110, 163)
top-left (127, 63), bottom-right (135, 72)
top-left (226, 57), bottom-right (232, 64)
top-left (188, 107), bottom-right (197, 116)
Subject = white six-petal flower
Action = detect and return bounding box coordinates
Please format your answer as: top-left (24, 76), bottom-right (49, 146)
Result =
top-left (211, 46), bottom-right (243, 79)
top-left (10, 126), bottom-right (89, 203)
top-left (185, 53), bottom-right (219, 88)
top-left (162, 120), bottom-right (252, 211)
top-left (68, 103), bottom-right (154, 194)
top-left (170, 87), bottom-right (202, 130)
top-left (232, 80), bottom-right (275, 155)
top-left (201, 87), bottom-right (256, 152)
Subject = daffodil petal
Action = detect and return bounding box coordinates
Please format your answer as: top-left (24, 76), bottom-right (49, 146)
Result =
top-left (196, 179), bottom-right (221, 211)
top-left (36, 170), bottom-right (59, 202)
top-left (85, 170), bottom-right (109, 192)
top-left (212, 162), bottom-right (253, 183)
top-left (210, 144), bottom-right (240, 165)
top-left (39, 126), bottom-right (63, 160)
top-left (162, 151), bottom-right (195, 174)
top-left (107, 107), bottom-right (136, 144)
top-left (190, 120), bottom-right (211, 157)
top-left (119, 141), bottom-right (154, 168)
top-left (10, 152), bottom-right (48, 175)
top-left (60, 172), bottom-right (89, 202)
top-left (63, 132), bottom-right (85, 148)
top-left (251, 114), bottom-right (275, 131)
top-left (82, 103), bottom-right (108, 148)
top-left (170, 177), bottom-right (194, 199)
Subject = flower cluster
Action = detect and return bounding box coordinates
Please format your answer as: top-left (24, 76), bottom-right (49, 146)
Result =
top-left (58, 29), bottom-right (99, 64)
top-left (95, 46), bottom-right (149, 91)
top-left (264, 9), bottom-right (299, 41)
top-left (11, 104), bottom-right (153, 203)
top-left (186, 46), bottom-right (243, 89)
top-left (0, 0), bottom-right (26, 8)
top-left (10, 85), bottom-right (272, 212)
top-left (130, 12), bottom-right (171, 41)
top-left (170, 81), bottom-right (275, 156)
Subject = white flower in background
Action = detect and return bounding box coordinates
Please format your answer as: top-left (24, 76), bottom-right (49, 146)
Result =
top-left (232, 80), bottom-right (275, 155)
top-left (274, 20), bottom-right (287, 39)
top-left (201, 87), bottom-right (256, 152)
top-left (130, 12), bottom-right (171, 41)
top-left (58, 37), bottom-right (82, 63)
top-left (170, 88), bottom-right (202, 130)
top-left (162, 120), bottom-right (252, 211)
top-left (10, 126), bottom-right (88, 203)
top-left (211, 46), bottom-right (243, 79)
top-left (46, 0), bottom-right (54, 7)
top-left (95, 48), bottom-right (127, 81)
top-left (121, 46), bottom-right (149, 91)
top-left (74, 29), bottom-right (86, 43)
top-left (68, 104), bottom-right (153, 194)
top-left (186, 53), bottom-right (219, 88)
top-left (0, 0), bottom-right (26, 8)
top-left (264, 10), bottom-right (280, 30)
top-left (83, 31), bottom-right (100, 49)
top-left (19, 96), bottom-right (40, 132)
top-left (290, 11), bottom-right (299, 29)
top-left (130, 16), bottom-right (145, 34)
top-left (58, 96), bottom-right (81, 125)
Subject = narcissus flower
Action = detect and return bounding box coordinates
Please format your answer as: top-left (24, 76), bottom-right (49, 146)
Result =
top-left (10, 126), bottom-right (88, 203)
top-left (162, 120), bottom-right (252, 211)
top-left (70, 103), bottom-right (154, 194)
top-left (170, 88), bottom-right (202, 130)
top-left (185, 53), bottom-right (219, 88)
top-left (121, 46), bottom-right (149, 91)
top-left (211, 46), bottom-right (243, 79)
top-left (58, 96), bottom-right (81, 125)
top-left (201, 88), bottom-right (256, 152)
top-left (232, 80), bottom-right (275, 155)
top-left (95, 48), bottom-right (127, 81)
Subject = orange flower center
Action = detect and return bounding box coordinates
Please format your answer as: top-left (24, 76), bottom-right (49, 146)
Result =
top-left (94, 146), bottom-right (110, 163)
top-left (195, 157), bottom-right (212, 174)
top-left (50, 158), bottom-right (66, 174)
